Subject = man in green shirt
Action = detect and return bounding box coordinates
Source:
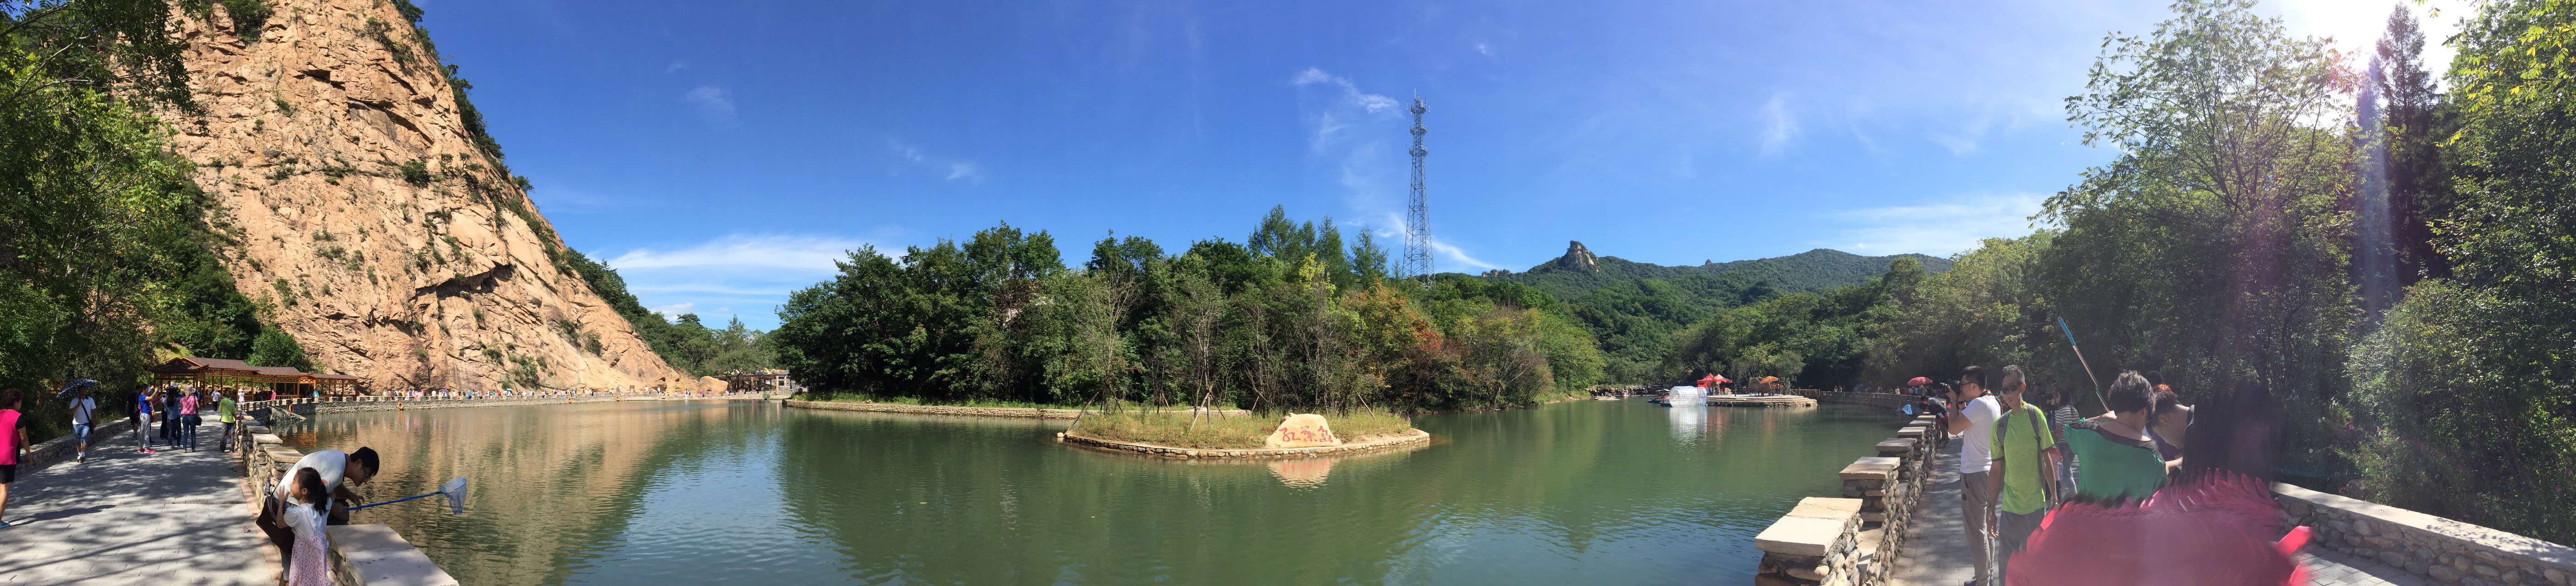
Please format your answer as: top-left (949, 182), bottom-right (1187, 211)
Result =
top-left (1988, 365), bottom-right (2055, 582)
top-left (216, 390), bottom-right (238, 453)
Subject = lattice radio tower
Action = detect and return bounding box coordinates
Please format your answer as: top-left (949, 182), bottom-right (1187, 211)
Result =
top-left (1404, 97), bottom-right (1430, 278)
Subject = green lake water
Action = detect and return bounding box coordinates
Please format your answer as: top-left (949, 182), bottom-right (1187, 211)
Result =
top-left (278, 398), bottom-right (1904, 585)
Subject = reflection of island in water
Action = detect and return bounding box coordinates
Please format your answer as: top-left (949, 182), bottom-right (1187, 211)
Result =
top-left (1269, 457), bottom-right (1334, 487)
top-left (1050, 428), bottom-right (1432, 488)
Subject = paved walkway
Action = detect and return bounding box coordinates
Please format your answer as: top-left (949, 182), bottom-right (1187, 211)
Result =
top-left (1887, 438), bottom-right (1979, 586)
top-left (1883, 435), bottom-right (2417, 586)
top-left (0, 419), bottom-right (271, 585)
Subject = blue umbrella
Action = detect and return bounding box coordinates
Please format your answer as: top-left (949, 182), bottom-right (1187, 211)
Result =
top-left (54, 378), bottom-right (97, 401)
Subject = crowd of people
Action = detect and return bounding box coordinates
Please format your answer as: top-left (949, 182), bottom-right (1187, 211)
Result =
top-left (1905, 364), bottom-right (2256, 586)
top-left (0, 378), bottom-right (761, 583)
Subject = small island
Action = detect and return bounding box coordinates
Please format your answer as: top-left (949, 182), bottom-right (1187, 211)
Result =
top-left (1059, 409), bottom-right (1432, 459)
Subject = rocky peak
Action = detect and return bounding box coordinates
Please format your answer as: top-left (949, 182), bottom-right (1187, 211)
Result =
top-left (1551, 240), bottom-right (1601, 271)
top-left (158, 0), bottom-right (695, 391)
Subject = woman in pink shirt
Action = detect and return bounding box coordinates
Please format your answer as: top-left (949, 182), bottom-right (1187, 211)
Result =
top-left (178, 389), bottom-right (201, 451)
top-left (1, 388), bottom-right (28, 528)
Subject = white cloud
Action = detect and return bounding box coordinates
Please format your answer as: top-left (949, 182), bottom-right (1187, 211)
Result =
top-left (1425, 237), bottom-right (1504, 271)
top-left (608, 233), bottom-right (886, 329)
top-left (1474, 42), bottom-right (1493, 57)
top-left (1291, 67), bottom-right (1497, 275)
top-left (664, 61), bottom-right (690, 74)
top-left (649, 302), bottom-right (695, 319)
top-left (1292, 67), bottom-right (1398, 114)
top-left (682, 86), bottom-right (736, 125)
top-left (1759, 93), bottom-right (1799, 157)
top-left (1826, 193), bottom-right (2050, 256)
top-left (884, 137), bottom-right (983, 183)
top-left (1359, 211), bottom-right (1503, 273)
top-left (608, 233), bottom-right (861, 272)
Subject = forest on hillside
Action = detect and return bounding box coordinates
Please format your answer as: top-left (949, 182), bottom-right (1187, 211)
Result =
top-left (1505, 250), bottom-right (1948, 383)
top-left (771, 207), bottom-right (1608, 413)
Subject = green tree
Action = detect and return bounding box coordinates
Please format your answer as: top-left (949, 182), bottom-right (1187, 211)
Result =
top-left (2343, 0), bottom-right (2576, 545)
top-left (2050, 0), bottom-right (2357, 470)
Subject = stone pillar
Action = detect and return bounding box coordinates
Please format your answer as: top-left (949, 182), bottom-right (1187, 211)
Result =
top-left (1756, 497), bottom-right (1864, 586)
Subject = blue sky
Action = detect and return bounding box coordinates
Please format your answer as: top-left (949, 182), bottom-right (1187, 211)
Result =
top-left (408, 0), bottom-right (2460, 329)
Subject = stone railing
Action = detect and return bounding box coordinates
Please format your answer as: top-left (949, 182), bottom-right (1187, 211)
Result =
top-left (1790, 391), bottom-right (1923, 412)
top-left (2276, 483), bottom-right (2576, 586)
top-left (20, 418), bottom-right (138, 473)
top-left (231, 414), bottom-right (461, 586)
top-left (241, 391), bottom-right (774, 420)
top-left (1751, 412), bottom-right (1939, 586)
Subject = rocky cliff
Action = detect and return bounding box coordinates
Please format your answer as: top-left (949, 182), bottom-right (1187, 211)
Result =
top-left (157, 0), bottom-right (694, 391)
top-left (1550, 241), bottom-right (1601, 271)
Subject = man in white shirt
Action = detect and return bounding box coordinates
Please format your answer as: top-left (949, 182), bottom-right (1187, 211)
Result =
top-left (1942, 366), bottom-right (2002, 586)
top-left (67, 390), bottom-right (97, 464)
top-left (264, 447), bottom-right (378, 529)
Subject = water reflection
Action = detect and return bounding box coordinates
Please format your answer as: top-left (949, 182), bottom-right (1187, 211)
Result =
top-left (1668, 405), bottom-right (1708, 444)
top-left (286, 399), bottom-right (1905, 585)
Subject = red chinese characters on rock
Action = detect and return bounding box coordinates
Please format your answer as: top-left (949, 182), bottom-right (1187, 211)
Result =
top-left (1264, 414), bottom-right (1345, 448)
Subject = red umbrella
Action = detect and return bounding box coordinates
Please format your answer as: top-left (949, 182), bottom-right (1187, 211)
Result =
top-left (1907, 376), bottom-right (1932, 387)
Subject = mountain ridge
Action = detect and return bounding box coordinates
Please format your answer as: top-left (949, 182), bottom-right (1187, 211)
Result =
top-left (1487, 241), bottom-right (1953, 300)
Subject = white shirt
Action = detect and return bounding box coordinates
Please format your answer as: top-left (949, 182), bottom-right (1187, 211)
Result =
top-left (1957, 395), bottom-right (2003, 474)
top-left (69, 397), bottom-right (96, 425)
top-left (275, 449), bottom-right (350, 507)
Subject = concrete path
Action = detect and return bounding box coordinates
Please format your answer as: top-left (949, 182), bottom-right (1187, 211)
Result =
top-left (2296, 547), bottom-right (2426, 586)
top-left (0, 419), bottom-right (271, 585)
top-left (1888, 439), bottom-right (1979, 586)
top-left (1882, 435), bottom-right (2422, 586)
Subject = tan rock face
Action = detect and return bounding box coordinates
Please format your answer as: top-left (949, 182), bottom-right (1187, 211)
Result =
top-left (158, 0), bottom-right (691, 391)
top-left (1263, 414), bottom-right (1343, 449)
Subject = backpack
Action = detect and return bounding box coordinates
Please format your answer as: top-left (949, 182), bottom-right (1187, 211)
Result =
top-left (1995, 404), bottom-right (2059, 501)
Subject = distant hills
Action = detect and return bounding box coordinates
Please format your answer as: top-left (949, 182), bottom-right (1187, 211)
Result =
top-left (1488, 241), bottom-right (1953, 300)
top-left (1470, 242), bottom-right (1952, 382)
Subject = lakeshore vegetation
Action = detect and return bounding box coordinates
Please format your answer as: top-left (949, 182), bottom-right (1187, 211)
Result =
top-left (772, 207), bottom-right (1607, 415)
top-left (1, 0), bottom-right (2568, 550)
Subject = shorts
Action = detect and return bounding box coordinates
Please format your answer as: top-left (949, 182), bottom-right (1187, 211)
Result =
top-left (1, 463), bottom-right (16, 483)
top-left (71, 423), bottom-right (92, 443)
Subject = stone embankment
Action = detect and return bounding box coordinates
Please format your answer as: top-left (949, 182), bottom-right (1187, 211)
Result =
top-left (1750, 405), bottom-right (1937, 586)
top-left (232, 413), bottom-right (459, 586)
top-left (1707, 394), bottom-right (1818, 408)
top-left (783, 398), bottom-right (1248, 420)
top-left (1792, 390), bottom-right (1922, 411)
top-left (248, 392), bottom-right (772, 421)
top-left (2277, 483), bottom-right (2576, 586)
top-left (1057, 429), bottom-right (1433, 459)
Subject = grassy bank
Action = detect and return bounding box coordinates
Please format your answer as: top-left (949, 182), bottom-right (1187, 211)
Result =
top-left (1069, 407), bottom-right (1414, 449)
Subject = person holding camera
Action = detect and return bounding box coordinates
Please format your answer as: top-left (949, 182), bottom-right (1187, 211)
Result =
top-left (1943, 365), bottom-right (2003, 586)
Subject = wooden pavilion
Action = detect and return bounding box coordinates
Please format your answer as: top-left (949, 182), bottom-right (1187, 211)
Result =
top-left (714, 369), bottom-right (796, 394)
top-left (148, 357), bottom-right (364, 398)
